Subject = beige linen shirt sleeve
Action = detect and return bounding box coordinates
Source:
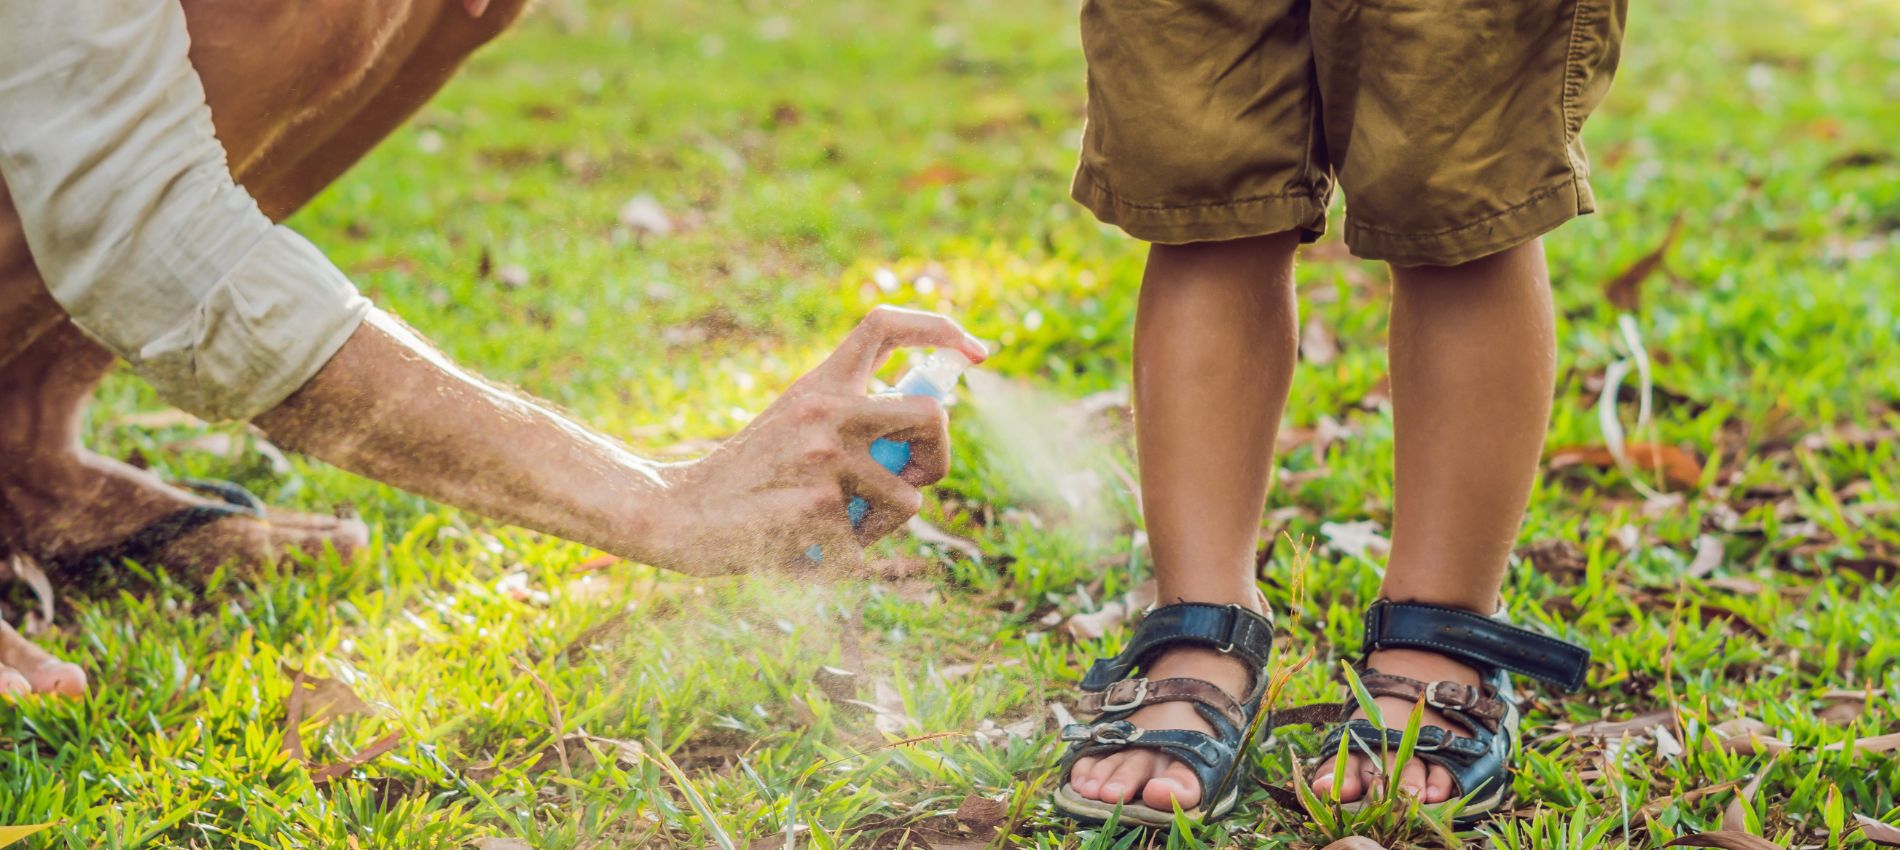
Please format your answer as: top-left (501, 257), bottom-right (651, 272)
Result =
top-left (0, 0), bottom-right (370, 421)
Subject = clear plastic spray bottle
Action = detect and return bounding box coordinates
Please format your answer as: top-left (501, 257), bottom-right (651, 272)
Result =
top-left (807, 349), bottom-right (973, 561)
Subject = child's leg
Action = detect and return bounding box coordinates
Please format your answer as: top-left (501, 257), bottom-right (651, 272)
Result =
top-left (1311, 239), bottom-right (1557, 802)
top-left (1067, 231), bottom-right (1301, 810)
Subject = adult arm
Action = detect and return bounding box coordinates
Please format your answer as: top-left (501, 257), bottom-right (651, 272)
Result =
top-left (257, 307), bottom-right (988, 573)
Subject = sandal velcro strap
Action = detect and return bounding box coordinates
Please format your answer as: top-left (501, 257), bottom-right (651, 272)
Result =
top-left (1358, 671), bottom-right (1508, 732)
top-left (1320, 719), bottom-right (1490, 764)
top-left (1363, 600), bottom-right (1589, 692)
top-left (1077, 677), bottom-right (1249, 730)
top-left (1081, 603), bottom-right (1275, 691)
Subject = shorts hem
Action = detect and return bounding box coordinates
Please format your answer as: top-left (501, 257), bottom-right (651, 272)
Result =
top-left (1072, 165), bottom-right (1330, 246)
top-left (1344, 179), bottom-right (1595, 267)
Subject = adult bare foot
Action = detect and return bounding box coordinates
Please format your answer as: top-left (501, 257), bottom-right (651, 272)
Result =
top-left (1309, 648), bottom-right (1484, 803)
top-left (0, 618), bottom-right (86, 697)
top-left (1064, 646), bottom-right (1254, 812)
top-left (0, 446), bottom-right (367, 577)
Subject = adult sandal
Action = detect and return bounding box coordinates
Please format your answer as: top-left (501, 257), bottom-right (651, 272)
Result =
top-left (45, 478), bottom-right (267, 574)
top-left (1277, 599), bottom-right (1590, 826)
top-left (1053, 601), bottom-right (1276, 827)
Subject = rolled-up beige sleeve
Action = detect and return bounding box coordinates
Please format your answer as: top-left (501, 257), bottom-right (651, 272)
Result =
top-left (0, 0), bottom-right (369, 421)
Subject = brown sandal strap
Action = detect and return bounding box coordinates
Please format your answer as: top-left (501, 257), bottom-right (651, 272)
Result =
top-left (1358, 671), bottom-right (1508, 731)
top-left (1077, 677), bottom-right (1248, 729)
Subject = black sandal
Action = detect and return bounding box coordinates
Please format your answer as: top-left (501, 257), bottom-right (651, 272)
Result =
top-left (1278, 600), bottom-right (1590, 825)
top-left (45, 479), bottom-right (267, 574)
top-left (1053, 602), bottom-right (1276, 827)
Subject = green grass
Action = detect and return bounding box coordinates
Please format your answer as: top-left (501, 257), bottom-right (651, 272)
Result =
top-left (5, 0), bottom-right (1900, 845)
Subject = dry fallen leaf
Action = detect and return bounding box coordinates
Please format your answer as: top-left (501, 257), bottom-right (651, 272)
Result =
top-left (954, 794), bottom-right (1009, 838)
top-left (1548, 442), bottom-right (1705, 489)
top-left (308, 729), bottom-right (406, 783)
top-left (1857, 814), bottom-right (1900, 847)
top-left (1604, 212), bottom-right (1686, 312)
top-left (1721, 756), bottom-right (1778, 834)
top-left (901, 164), bottom-right (970, 191)
top-left (281, 664), bottom-right (375, 725)
top-left (1825, 730), bottom-right (1900, 754)
top-left (1320, 520), bottom-right (1390, 560)
top-left (1061, 580), bottom-right (1156, 641)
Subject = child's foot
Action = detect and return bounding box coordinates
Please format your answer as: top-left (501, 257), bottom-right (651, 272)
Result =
top-left (1310, 648), bottom-right (1482, 802)
top-left (1065, 645), bottom-right (1253, 811)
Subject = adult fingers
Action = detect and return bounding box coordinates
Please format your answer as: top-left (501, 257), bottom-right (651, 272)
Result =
top-left (841, 456), bottom-right (924, 543)
top-left (815, 306), bottom-right (986, 389)
top-left (839, 395), bottom-right (952, 486)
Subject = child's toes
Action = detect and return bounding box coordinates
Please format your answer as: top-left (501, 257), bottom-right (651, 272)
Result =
top-left (1140, 758), bottom-right (1203, 811)
top-left (1312, 756), bottom-right (1366, 802)
top-left (1100, 750), bottom-right (1158, 802)
top-left (1068, 756), bottom-right (1103, 795)
top-left (1422, 763), bottom-right (1457, 804)
top-left (1394, 758), bottom-right (1429, 800)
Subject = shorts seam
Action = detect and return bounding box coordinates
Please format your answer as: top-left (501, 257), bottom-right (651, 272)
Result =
top-left (1561, 0), bottom-right (1590, 188)
top-left (1345, 183), bottom-right (1568, 240)
top-left (1076, 165), bottom-right (1323, 212)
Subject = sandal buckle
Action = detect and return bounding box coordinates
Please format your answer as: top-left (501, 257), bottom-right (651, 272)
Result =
top-left (1099, 678), bottom-right (1150, 712)
top-left (1425, 681), bottom-right (1472, 712)
top-left (1090, 721), bottom-right (1143, 745)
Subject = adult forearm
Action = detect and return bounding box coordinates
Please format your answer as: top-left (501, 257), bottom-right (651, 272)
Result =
top-left (253, 311), bottom-right (668, 561)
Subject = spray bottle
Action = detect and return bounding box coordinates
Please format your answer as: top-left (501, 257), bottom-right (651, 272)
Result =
top-left (806, 349), bottom-right (973, 561)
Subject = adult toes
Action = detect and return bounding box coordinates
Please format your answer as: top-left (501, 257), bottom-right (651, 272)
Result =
top-left (1141, 758), bottom-right (1203, 812)
top-left (1100, 750), bottom-right (1157, 803)
top-left (24, 660), bottom-right (87, 697)
top-left (0, 666), bottom-right (30, 698)
top-left (1423, 762), bottom-right (1457, 804)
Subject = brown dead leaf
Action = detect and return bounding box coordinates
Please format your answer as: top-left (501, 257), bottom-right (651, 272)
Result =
top-left (1818, 691), bottom-right (1867, 726)
top-left (1857, 814), bottom-right (1900, 847)
top-left (1825, 730), bottom-right (1900, 753)
top-left (953, 794), bottom-right (1008, 838)
top-left (901, 164), bottom-right (971, 191)
top-left (280, 664), bottom-right (375, 725)
top-left (1061, 580), bottom-right (1155, 640)
top-left (1604, 212), bottom-right (1685, 312)
top-left (1562, 708), bottom-right (1679, 741)
top-left (813, 665), bottom-right (862, 701)
top-left (1721, 756), bottom-right (1778, 833)
top-left (1548, 442), bottom-right (1705, 489)
top-left (1523, 539), bottom-right (1588, 580)
top-left (1664, 833), bottom-right (1785, 850)
top-left (1639, 779), bottom-right (1744, 819)
top-left (308, 730), bottom-right (406, 783)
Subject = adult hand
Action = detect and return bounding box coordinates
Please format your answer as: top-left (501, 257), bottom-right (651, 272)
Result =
top-left (641, 306), bottom-right (988, 576)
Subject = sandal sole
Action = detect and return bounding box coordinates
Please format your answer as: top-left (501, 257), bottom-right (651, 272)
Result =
top-left (1052, 783), bottom-right (1240, 828)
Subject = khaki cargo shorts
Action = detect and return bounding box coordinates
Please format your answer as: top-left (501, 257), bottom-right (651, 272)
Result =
top-left (1071, 0), bottom-right (1628, 266)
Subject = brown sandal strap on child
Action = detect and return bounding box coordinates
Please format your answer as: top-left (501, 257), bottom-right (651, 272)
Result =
top-left (1076, 676), bottom-right (1249, 729)
top-left (1354, 671), bottom-right (1510, 732)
